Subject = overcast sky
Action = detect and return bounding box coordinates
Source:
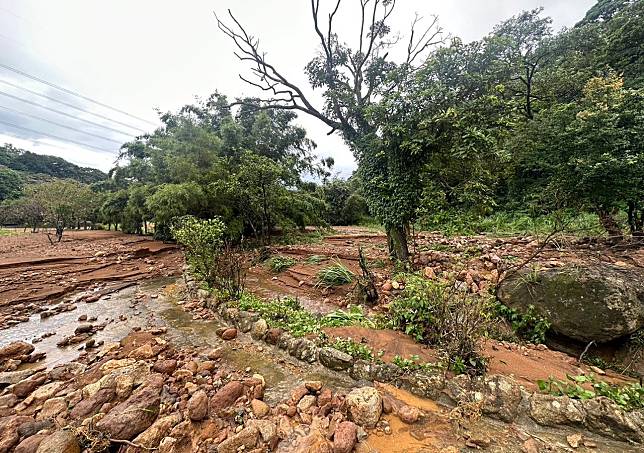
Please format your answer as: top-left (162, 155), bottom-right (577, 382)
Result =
top-left (0, 0), bottom-right (595, 175)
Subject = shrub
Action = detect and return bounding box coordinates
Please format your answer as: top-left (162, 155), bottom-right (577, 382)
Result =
top-left (171, 215), bottom-right (245, 299)
top-left (315, 261), bottom-right (354, 288)
top-left (388, 274), bottom-right (492, 375)
top-left (493, 301), bottom-right (551, 344)
top-left (392, 355), bottom-right (441, 374)
top-left (331, 337), bottom-right (374, 361)
top-left (266, 255), bottom-right (297, 273)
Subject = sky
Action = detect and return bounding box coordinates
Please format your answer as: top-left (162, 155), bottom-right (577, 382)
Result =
top-left (0, 0), bottom-right (595, 176)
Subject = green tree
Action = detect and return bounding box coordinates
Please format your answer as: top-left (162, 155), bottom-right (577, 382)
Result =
top-left (0, 167), bottom-right (23, 201)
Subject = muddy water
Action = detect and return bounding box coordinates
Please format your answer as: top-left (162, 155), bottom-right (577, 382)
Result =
top-left (1, 277), bottom-right (355, 404)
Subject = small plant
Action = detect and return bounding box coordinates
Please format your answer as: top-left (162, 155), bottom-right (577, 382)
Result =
top-left (306, 254), bottom-right (325, 264)
top-left (323, 305), bottom-right (375, 328)
top-left (315, 260), bottom-right (354, 288)
top-left (537, 374), bottom-right (644, 411)
top-left (331, 337), bottom-right (374, 361)
top-left (494, 302), bottom-right (551, 344)
top-left (266, 255), bottom-right (297, 273)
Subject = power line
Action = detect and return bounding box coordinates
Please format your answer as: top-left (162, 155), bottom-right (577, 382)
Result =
top-left (0, 104), bottom-right (123, 145)
top-left (0, 118), bottom-right (116, 153)
top-left (0, 62), bottom-right (157, 126)
top-left (0, 79), bottom-right (147, 134)
top-left (0, 89), bottom-right (136, 137)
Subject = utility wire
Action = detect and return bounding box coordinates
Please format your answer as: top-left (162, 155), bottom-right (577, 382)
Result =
top-left (0, 79), bottom-right (147, 133)
top-left (0, 62), bottom-right (157, 126)
top-left (0, 89), bottom-right (136, 137)
top-left (0, 104), bottom-right (123, 145)
top-left (0, 118), bottom-right (116, 153)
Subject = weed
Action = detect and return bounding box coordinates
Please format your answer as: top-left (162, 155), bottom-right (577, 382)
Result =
top-left (323, 305), bottom-right (375, 328)
top-left (331, 337), bottom-right (374, 361)
top-left (266, 255), bottom-right (297, 273)
top-left (305, 254), bottom-right (326, 264)
top-left (537, 374), bottom-right (644, 411)
top-left (392, 355), bottom-right (441, 373)
top-left (315, 261), bottom-right (354, 288)
top-left (493, 301), bottom-right (550, 344)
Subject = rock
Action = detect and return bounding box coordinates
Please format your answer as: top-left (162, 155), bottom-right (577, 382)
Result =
top-left (580, 396), bottom-right (644, 442)
top-left (152, 359), bottom-right (177, 375)
top-left (216, 425), bottom-right (259, 453)
top-left (12, 374), bottom-right (48, 398)
top-left (521, 438), bottom-right (540, 453)
top-left (251, 399), bottom-right (270, 418)
top-left (305, 381), bottom-right (323, 393)
top-left (74, 324), bottom-right (93, 335)
top-left (187, 389), bottom-right (208, 421)
top-left (247, 419), bottom-right (277, 444)
top-left (397, 405), bottom-right (421, 424)
top-left (288, 338), bottom-right (318, 363)
top-left (297, 395), bottom-right (317, 413)
top-left (567, 433), bottom-right (582, 448)
top-left (333, 421), bottom-right (358, 453)
top-left (0, 368), bottom-right (43, 385)
top-left (221, 328), bottom-right (238, 340)
top-left (0, 341), bottom-right (34, 360)
top-left (498, 264), bottom-right (644, 342)
top-left (35, 430), bottom-right (80, 453)
top-left (264, 328), bottom-right (284, 345)
top-left (14, 434), bottom-right (48, 453)
top-left (529, 393), bottom-right (585, 426)
top-left (18, 419), bottom-right (53, 438)
top-left (346, 387), bottom-right (382, 428)
top-left (127, 412), bottom-right (183, 452)
top-left (48, 363), bottom-right (86, 381)
top-left (250, 319), bottom-right (268, 340)
top-left (95, 377), bottom-right (162, 440)
top-left (0, 415), bottom-right (33, 452)
top-left (319, 347), bottom-right (353, 371)
top-left (37, 397), bottom-right (68, 420)
top-left (290, 385), bottom-right (309, 404)
top-left (128, 343), bottom-right (157, 360)
top-left (69, 387), bottom-right (116, 420)
top-left (209, 381), bottom-right (243, 414)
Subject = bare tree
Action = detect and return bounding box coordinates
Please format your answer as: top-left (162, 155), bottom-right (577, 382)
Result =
top-left (216, 0), bottom-right (444, 260)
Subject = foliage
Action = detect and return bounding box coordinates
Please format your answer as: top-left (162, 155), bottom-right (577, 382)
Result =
top-left (0, 167), bottom-right (23, 201)
top-left (392, 355), bottom-right (441, 374)
top-left (322, 305), bottom-right (375, 328)
top-left (318, 177), bottom-right (370, 226)
top-left (305, 255), bottom-right (325, 264)
top-left (537, 374), bottom-right (644, 411)
top-left (315, 261), bottom-right (355, 288)
top-left (171, 215), bottom-right (245, 299)
top-left (494, 301), bottom-right (551, 344)
top-left (388, 274), bottom-right (491, 374)
top-left (331, 338), bottom-right (374, 361)
top-left (266, 256), bottom-right (296, 273)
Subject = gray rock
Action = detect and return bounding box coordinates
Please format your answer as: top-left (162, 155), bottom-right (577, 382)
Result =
top-left (250, 318), bottom-right (268, 340)
top-left (581, 397), bottom-right (644, 443)
top-left (498, 264), bottom-right (644, 342)
top-left (0, 367), bottom-right (44, 386)
top-left (346, 387), bottom-right (382, 428)
top-left (319, 347), bottom-right (353, 371)
top-left (529, 393), bottom-right (586, 426)
top-left (288, 338), bottom-right (318, 363)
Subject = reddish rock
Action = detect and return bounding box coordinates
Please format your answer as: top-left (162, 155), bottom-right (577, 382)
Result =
top-left (35, 430), bottom-right (80, 453)
top-left (152, 359), bottom-right (177, 375)
top-left (397, 405), bottom-right (421, 424)
top-left (209, 381), bottom-right (244, 414)
top-left (317, 388), bottom-right (333, 407)
top-left (14, 433), bottom-right (47, 453)
top-left (0, 341), bottom-right (34, 360)
top-left (187, 390), bottom-right (208, 421)
top-left (264, 328), bottom-right (284, 345)
top-left (333, 421), bottom-right (358, 453)
top-left (0, 415), bottom-right (33, 452)
top-left (12, 374), bottom-right (48, 398)
top-left (290, 385), bottom-right (309, 404)
top-left (69, 387), bottom-right (116, 420)
top-left (221, 328), bottom-right (238, 341)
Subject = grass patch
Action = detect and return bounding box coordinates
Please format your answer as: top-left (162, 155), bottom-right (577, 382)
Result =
top-left (305, 254), bottom-right (326, 265)
top-left (315, 261), bottom-right (354, 288)
top-left (392, 355), bottom-right (441, 374)
top-left (331, 337), bottom-right (375, 361)
top-left (266, 256), bottom-right (297, 273)
top-left (235, 294), bottom-right (373, 337)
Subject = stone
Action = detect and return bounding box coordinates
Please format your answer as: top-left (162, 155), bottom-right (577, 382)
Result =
top-left (18, 419), bottom-right (53, 438)
top-left (567, 433), bottom-right (582, 448)
top-left (498, 264), bottom-right (644, 342)
top-left (0, 415), bottom-right (33, 452)
top-left (216, 425), bottom-right (259, 453)
top-left (128, 343), bottom-right (156, 360)
top-left (69, 387), bottom-right (115, 420)
top-left (288, 338), bottom-right (318, 363)
top-left (397, 405), bottom-right (421, 424)
top-left (187, 389), bottom-right (208, 421)
top-left (127, 412), bottom-right (183, 452)
top-left (0, 368), bottom-right (43, 386)
top-left (35, 430), bottom-right (80, 453)
top-left (529, 393), bottom-right (585, 427)
top-left (251, 398), bottom-right (270, 418)
top-left (95, 377), bottom-right (162, 440)
top-left (247, 419), bottom-right (277, 444)
top-left (290, 385), bottom-right (309, 404)
top-left (305, 381), bottom-right (323, 392)
top-left (580, 397), bottom-right (644, 442)
top-left (333, 421), bottom-right (358, 453)
top-left (250, 319), bottom-right (268, 340)
top-left (14, 434), bottom-right (48, 453)
top-left (264, 328), bottom-right (284, 345)
top-left (297, 395), bottom-right (317, 413)
top-left (152, 359), bottom-right (177, 374)
top-left (37, 397), bottom-right (67, 421)
top-left (209, 381), bottom-right (244, 414)
top-left (346, 387), bottom-right (382, 428)
top-left (74, 324), bottom-right (93, 335)
top-left (12, 374), bottom-right (48, 398)
top-left (0, 341), bottom-right (34, 360)
top-left (221, 328), bottom-right (237, 340)
top-left (319, 347), bottom-right (353, 371)
top-left (48, 363), bottom-right (86, 381)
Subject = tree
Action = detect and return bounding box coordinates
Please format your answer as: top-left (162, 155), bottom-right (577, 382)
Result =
top-left (145, 182), bottom-right (206, 240)
top-left (26, 180), bottom-right (96, 242)
top-left (0, 167), bottom-right (23, 201)
top-left (216, 0), bottom-right (445, 261)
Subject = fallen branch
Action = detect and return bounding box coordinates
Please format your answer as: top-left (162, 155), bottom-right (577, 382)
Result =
top-left (110, 438), bottom-right (158, 451)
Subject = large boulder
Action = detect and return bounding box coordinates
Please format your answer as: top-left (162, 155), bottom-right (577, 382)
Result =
top-left (0, 342), bottom-right (34, 361)
top-left (498, 264), bottom-right (644, 342)
top-left (346, 387), bottom-right (382, 428)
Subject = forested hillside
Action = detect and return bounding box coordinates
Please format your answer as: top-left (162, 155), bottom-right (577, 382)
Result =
top-left (0, 143), bottom-right (106, 201)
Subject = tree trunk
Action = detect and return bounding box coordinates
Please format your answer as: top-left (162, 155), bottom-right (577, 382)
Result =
top-left (598, 209), bottom-right (623, 241)
top-left (387, 224), bottom-right (410, 262)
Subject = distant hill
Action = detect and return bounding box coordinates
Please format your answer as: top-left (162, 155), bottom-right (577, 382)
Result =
top-left (0, 143), bottom-right (107, 201)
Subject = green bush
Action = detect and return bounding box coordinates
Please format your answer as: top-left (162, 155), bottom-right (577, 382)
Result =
top-left (388, 274), bottom-right (491, 375)
top-left (493, 302), bottom-right (551, 344)
top-left (331, 337), bottom-right (374, 361)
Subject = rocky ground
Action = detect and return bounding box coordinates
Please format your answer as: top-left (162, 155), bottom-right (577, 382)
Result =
top-left (0, 228), bottom-right (642, 452)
